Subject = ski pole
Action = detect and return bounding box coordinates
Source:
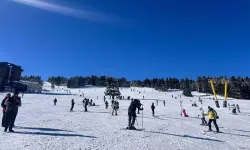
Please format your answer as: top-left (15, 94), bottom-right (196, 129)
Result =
top-left (142, 109), bottom-right (143, 130)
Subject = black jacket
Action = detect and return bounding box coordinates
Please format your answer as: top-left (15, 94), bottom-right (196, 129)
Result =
top-left (151, 105), bottom-right (155, 110)
top-left (129, 100), bottom-right (143, 112)
top-left (1, 98), bottom-right (7, 108)
top-left (5, 96), bottom-right (21, 113)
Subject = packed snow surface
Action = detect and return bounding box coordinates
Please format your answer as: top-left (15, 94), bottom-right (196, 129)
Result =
top-left (0, 82), bottom-right (250, 150)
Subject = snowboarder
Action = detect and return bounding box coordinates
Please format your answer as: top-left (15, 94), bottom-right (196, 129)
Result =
top-left (151, 103), bottom-right (155, 116)
top-left (4, 91), bottom-right (21, 132)
top-left (54, 98), bottom-right (57, 106)
top-left (199, 107), bottom-right (207, 125)
top-left (236, 104), bottom-right (240, 113)
top-left (105, 101), bottom-right (109, 109)
top-left (163, 101), bottom-right (165, 107)
top-left (70, 99), bottom-right (75, 111)
top-left (128, 99), bottom-right (143, 130)
top-left (1, 93), bottom-right (11, 127)
top-left (112, 101), bottom-right (119, 116)
top-left (205, 106), bottom-right (219, 133)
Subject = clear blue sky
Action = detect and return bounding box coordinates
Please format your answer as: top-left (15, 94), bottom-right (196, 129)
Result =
top-left (0, 0), bottom-right (249, 80)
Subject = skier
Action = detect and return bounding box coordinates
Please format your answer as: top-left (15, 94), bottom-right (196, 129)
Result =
top-left (84, 99), bottom-right (89, 112)
top-left (112, 101), bottom-right (119, 116)
top-left (199, 107), bottom-right (207, 125)
top-left (4, 91), bottom-right (21, 132)
top-left (151, 103), bottom-right (155, 116)
top-left (70, 99), bottom-right (75, 111)
top-left (236, 104), bottom-right (240, 113)
top-left (11, 91), bottom-right (21, 127)
top-left (163, 101), bottom-right (166, 107)
top-left (54, 98), bottom-right (57, 106)
top-left (232, 104), bottom-right (237, 115)
top-left (205, 106), bottom-right (219, 133)
top-left (1, 93), bottom-right (11, 127)
top-left (127, 99), bottom-right (143, 130)
top-left (105, 101), bottom-right (109, 109)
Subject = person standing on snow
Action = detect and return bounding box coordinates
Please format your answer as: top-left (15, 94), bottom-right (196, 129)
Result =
top-left (199, 107), bottom-right (207, 125)
top-left (205, 106), bottom-right (219, 133)
top-left (84, 99), bottom-right (89, 112)
top-left (1, 93), bottom-right (11, 127)
top-left (236, 104), bottom-right (240, 113)
top-left (105, 101), bottom-right (109, 109)
top-left (70, 99), bottom-right (75, 111)
top-left (112, 101), bottom-right (119, 116)
top-left (232, 104), bottom-right (237, 115)
top-left (4, 91), bottom-right (21, 132)
top-left (151, 103), bottom-right (155, 116)
top-left (54, 98), bottom-right (57, 106)
top-left (127, 99), bottom-right (143, 130)
top-left (163, 101), bottom-right (166, 107)
top-left (156, 100), bottom-right (158, 106)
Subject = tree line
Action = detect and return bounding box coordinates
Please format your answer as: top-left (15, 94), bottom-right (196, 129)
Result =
top-left (47, 76), bottom-right (130, 88)
top-left (46, 75), bottom-right (250, 100)
top-left (21, 75), bottom-right (43, 85)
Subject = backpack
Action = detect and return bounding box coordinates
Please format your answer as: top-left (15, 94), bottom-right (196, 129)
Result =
top-left (213, 110), bottom-right (219, 119)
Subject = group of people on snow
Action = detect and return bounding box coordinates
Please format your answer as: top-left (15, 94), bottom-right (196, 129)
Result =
top-left (228, 103), bottom-right (240, 115)
top-left (1, 91), bottom-right (21, 132)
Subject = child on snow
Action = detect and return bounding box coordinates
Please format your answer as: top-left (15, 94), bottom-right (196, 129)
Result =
top-left (199, 107), bottom-right (207, 125)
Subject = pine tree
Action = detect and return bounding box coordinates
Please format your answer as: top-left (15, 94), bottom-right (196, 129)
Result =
top-left (182, 78), bottom-right (193, 97)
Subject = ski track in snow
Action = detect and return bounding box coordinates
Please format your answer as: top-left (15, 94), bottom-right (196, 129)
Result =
top-left (0, 82), bottom-right (250, 150)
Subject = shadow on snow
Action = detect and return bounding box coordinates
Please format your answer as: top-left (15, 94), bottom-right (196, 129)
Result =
top-left (144, 131), bottom-right (224, 142)
top-left (14, 131), bottom-right (96, 138)
top-left (16, 126), bottom-right (73, 132)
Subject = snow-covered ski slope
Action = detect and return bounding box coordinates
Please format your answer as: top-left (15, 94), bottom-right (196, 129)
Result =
top-left (1, 82), bottom-right (250, 150)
